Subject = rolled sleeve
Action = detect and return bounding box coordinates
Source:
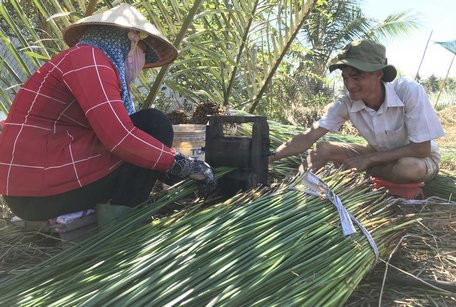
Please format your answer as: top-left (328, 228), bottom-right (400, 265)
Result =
top-left (317, 96), bottom-right (349, 132)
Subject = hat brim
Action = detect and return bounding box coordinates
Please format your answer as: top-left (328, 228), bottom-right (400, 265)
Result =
top-left (329, 58), bottom-right (397, 82)
top-left (63, 22), bottom-right (178, 68)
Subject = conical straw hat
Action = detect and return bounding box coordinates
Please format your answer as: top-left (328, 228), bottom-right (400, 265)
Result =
top-left (63, 3), bottom-right (178, 68)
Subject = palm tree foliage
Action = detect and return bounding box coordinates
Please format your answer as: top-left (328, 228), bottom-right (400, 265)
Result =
top-left (0, 0), bottom-right (419, 118)
top-left (302, 0), bottom-right (420, 76)
top-left (143, 0), bottom-right (317, 113)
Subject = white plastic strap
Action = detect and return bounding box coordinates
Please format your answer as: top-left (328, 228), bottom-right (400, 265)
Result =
top-left (348, 212), bottom-right (379, 261)
top-left (399, 196), bottom-right (454, 206)
top-left (288, 171), bottom-right (379, 261)
top-left (300, 172), bottom-right (356, 236)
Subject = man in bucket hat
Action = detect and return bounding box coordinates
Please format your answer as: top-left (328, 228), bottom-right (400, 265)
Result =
top-left (0, 4), bottom-right (216, 227)
top-left (270, 39), bottom-right (445, 184)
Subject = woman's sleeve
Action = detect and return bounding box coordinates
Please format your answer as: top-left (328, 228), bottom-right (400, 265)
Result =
top-left (62, 46), bottom-right (175, 171)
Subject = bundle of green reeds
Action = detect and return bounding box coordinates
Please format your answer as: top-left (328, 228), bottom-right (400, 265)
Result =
top-left (0, 169), bottom-right (416, 306)
top-left (423, 170), bottom-right (456, 201)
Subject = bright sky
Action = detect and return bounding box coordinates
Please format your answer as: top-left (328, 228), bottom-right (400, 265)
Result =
top-left (362, 0), bottom-right (456, 79)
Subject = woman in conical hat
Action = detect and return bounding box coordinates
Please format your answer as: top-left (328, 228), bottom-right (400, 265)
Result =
top-left (0, 4), bottom-right (215, 225)
top-left (64, 3), bottom-right (179, 114)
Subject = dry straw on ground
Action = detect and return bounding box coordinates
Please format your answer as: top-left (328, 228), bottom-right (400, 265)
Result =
top-left (348, 200), bottom-right (456, 306)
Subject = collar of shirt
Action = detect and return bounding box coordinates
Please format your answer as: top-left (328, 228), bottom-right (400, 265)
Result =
top-left (349, 81), bottom-right (404, 114)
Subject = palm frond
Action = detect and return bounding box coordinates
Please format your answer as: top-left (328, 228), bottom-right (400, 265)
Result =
top-left (142, 0), bottom-right (204, 109)
top-left (248, 0), bottom-right (317, 113)
top-left (364, 11), bottom-right (421, 42)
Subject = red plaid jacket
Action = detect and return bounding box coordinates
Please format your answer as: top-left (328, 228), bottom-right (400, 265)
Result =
top-left (0, 45), bottom-right (175, 196)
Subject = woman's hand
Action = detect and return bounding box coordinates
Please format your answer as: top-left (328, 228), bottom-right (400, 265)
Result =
top-left (168, 152), bottom-right (217, 195)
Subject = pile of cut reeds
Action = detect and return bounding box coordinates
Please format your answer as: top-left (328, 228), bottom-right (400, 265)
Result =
top-left (0, 167), bottom-right (234, 279)
top-left (3, 113), bottom-right (452, 305)
top-left (424, 169), bottom-right (456, 201)
top-left (0, 169), bottom-right (417, 306)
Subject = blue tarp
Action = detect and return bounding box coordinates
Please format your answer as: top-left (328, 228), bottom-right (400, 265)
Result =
top-left (436, 40), bottom-right (456, 54)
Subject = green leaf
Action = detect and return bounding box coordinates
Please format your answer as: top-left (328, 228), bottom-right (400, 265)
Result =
top-left (23, 51), bottom-right (50, 61)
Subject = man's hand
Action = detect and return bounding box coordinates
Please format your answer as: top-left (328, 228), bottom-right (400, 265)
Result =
top-left (342, 155), bottom-right (371, 172)
top-left (268, 151), bottom-right (277, 164)
top-left (269, 126), bottom-right (328, 164)
top-left (298, 162), bottom-right (308, 175)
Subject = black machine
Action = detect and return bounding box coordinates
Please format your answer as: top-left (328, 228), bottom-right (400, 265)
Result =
top-left (205, 115), bottom-right (270, 196)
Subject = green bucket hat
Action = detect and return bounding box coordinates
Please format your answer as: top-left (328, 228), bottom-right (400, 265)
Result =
top-left (329, 39), bottom-right (397, 82)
